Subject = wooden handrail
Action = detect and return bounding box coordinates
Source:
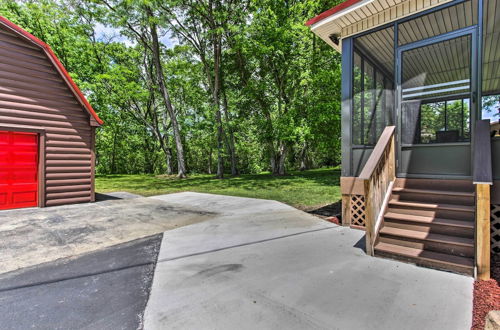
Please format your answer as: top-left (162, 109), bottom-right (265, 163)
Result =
top-left (473, 120), bottom-right (493, 280)
top-left (359, 126), bottom-right (396, 180)
top-left (360, 126), bottom-right (396, 255)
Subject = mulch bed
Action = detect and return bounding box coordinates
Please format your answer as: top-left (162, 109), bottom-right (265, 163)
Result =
top-left (472, 254), bottom-right (500, 329)
top-left (304, 201), bottom-right (342, 224)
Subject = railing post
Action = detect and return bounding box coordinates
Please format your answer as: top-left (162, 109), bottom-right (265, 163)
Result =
top-left (357, 126), bottom-right (395, 256)
top-left (364, 178), bottom-right (374, 256)
top-left (389, 134), bottom-right (396, 181)
top-left (341, 194), bottom-right (351, 226)
top-left (476, 184), bottom-right (491, 280)
top-left (473, 120), bottom-right (492, 280)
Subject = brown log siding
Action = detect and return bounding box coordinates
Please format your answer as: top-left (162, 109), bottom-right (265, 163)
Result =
top-left (0, 26), bottom-right (94, 207)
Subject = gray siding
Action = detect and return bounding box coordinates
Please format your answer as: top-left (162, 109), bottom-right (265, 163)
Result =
top-left (352, 147), bottom-right (373, 177)
top-left (493, 138), bottom-right (500, 180)
top-left (399, 144), bottom-right (471, 177)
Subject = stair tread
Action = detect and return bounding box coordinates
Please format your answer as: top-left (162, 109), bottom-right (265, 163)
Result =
top-left (384, 212), bottom-right (474, 228)
top-left (374, 242), bottom-right (474, 268)
top-left (379, 226), bottom-right (474, 247)
top-left (392, 187), bottom-right (474, 197)
top-left (389, 200), bottom-right (474, 212)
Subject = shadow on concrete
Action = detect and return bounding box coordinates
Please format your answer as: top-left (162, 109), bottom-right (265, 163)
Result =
top-left (95, 192), bottom-right (142, 202)
top-left (0, 234), bottom-right (162, 329)
top-left (353, 235), bottom-right (366, 252)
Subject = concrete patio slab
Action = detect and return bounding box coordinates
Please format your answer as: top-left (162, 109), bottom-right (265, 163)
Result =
top-left (149, 192), bottom-right (334, 261)
top-left (145, 193), bottom-right (473, 330)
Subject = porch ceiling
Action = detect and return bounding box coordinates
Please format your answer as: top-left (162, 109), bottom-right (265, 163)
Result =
top-left (353, 0), bottom-right (500, 96)
top-left (355, 26), bottom-right (395, 77)
top-left (307, 0), bottom-right (452, 52)
top-left (401, 36), bottom-right (471, 90)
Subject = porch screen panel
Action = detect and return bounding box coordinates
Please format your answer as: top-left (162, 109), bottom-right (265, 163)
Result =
top-left (401, 35), bottom-right (472, 145)
top-left (482, 0), bottom-right (500, 180)
top-left (375, 74), bottom-right (386, 139)
top-left (352, 26), bottom-right (394, 146)
top-left (398, 0), bottom-right (478, 46)
top-left (364, 63), bottom-right (375, 145)
top-left (352, 52), bottom-right (363, 145)
top-left (482, 0), bottom-right (500, 129)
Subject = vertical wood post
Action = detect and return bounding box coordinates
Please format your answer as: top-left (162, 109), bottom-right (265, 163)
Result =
top-left (476, 184), bottom-right (490, 280)
top-left (364, 179), bottom-right (374, 256)
top-left (341, 194), bottom-right (351, 226)
top-left (389, 135), bottom-right (396, 180)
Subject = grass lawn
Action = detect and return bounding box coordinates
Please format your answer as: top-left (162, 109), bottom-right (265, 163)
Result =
top-left (95, 167), bottom-right (341, 210)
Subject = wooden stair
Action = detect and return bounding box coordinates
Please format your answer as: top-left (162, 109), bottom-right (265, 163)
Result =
top-left (373, 178), bottom-right (475, 276)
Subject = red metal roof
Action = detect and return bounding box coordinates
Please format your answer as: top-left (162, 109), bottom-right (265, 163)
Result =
top-left (0, 16), bottom-right (104, 126)
top-left (305, 0), bottom-right (364, 26)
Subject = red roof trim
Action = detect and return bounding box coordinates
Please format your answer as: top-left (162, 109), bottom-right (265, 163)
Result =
top-left (0, 16), bottom-right (104, 126)
top-left (305, 0), bottom-right (364, 26)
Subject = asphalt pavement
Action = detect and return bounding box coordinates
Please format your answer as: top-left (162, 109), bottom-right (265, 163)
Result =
top-left (0, 234), bottom-right (162, 330)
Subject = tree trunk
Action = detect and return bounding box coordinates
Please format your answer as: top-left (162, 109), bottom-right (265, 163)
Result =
top-left (269, 142), bottom-right (278, 174)
top-left (148, 17), bottom-right (187, 178)
top-left (143, 136), bottom-right (155, 173)
top-left (153, 127), bottom-right (173, 175)
top-left (299, 143), bottom-right (309, 171)
top-left (277, 143), bottom-right (287, 176)
top-left (212, 36), bottom-right (225, 179)
top-left (208, 148), bottom-right (212, 174)
top-left (164, 147), bottom-right (173, 175)
top-left (110, 126), bottom-right (118, 174)
top-left (152, 134), bottom-right (173, 175)
top-left (299, 158), bottom-right (307, 171)
top-left (262, 113), bottom-right (277, 175)
top-left (221, 74), bottom-right (238, 176)
top-left (216, 108), bottom-right (224, 178)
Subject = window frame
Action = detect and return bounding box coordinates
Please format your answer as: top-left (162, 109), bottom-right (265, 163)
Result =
top-left (396, 26), bottom-right (478, 147)
top-left (405, 96), bottom-right (472, 145)
top-left (351, 38), bottom-right (395, 147)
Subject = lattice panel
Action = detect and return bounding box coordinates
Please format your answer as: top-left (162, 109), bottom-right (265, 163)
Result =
top-left (491, 204), bottom-right (500, 254)
top-left (350, 195), bottom-right (366, 227)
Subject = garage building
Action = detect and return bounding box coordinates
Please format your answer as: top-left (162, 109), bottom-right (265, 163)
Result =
top-left (0, 16), bottom-right (103, 210)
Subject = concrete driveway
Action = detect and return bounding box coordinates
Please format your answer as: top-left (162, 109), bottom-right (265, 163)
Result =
top-left (0, 192), bottom-right (473, 329)
top-left (0, 192), bottom-right (217, 274)
top-left (144, 193), bottom-right (473, 330)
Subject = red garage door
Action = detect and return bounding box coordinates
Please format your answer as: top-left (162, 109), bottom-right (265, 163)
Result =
top-left (0, 131), bottom-right (38, 210)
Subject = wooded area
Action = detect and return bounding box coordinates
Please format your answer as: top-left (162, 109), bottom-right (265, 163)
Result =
top-left (0, 0), bottom-right (342, 177)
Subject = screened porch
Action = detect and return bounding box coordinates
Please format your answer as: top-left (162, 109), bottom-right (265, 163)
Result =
top-left (342, 0), bottom-right (500, 179)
